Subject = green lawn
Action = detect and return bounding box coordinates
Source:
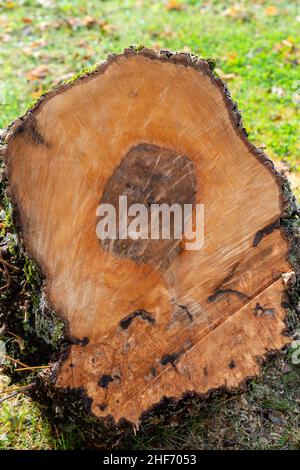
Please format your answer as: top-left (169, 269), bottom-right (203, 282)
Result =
top-left (0, 0), bottom-right (299, 450)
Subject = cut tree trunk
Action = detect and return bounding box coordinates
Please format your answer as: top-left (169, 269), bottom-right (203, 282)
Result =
top-left (1, 48), bottom-right (299, 428)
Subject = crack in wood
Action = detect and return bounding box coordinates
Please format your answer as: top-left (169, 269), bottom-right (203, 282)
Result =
top-left (178, 304), bottom-right (193, 322)
top-left (120, 309), bottom-right (155, 330)
top-left (207, 262), bottom-right (249, 303)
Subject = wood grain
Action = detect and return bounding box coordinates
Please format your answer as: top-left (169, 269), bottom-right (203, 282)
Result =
top-left (3, 48), bottom-right (292, 425)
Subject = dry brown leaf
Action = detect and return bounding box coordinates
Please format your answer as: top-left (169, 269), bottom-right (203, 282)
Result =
top-left (0, 34), bottom-right (11, 43)
top-left (31, 85), bottom-right (44, 101)
top-left (26, 65), bottom-right (49, 81)
top-left (215, 68), bottom-right (237, 81)
top-left (273, 37), bottom-right (296, 54)
top-left (281, 39), bottom-right (294, 48)
top-left (159, 26), bottom-right (176, 39)
top-left (23, 41), bottom-right (46, 55)
top-left (22, 17), bottom-right (33, 24)
top-left (223, 5), bottom-right (249, 20)
top-left (66, 17), bottom-right (80, 30)
top-left (101, 23), bottom-right (115, 33)
top-left (225, 51), bottom-right (238, 63)
top-left (151, 43), bottom-right (161, 52)
top-left (31, 40), bottom-right (46, 48)
top-left (23, 47), bottom-right (33, 56)
top-left (264, 5), bottom-right (279, 16)
top-left (78, 39), bottom-right (89, 49)
top-left (82, 16), bottom-right (97, 27)
top-left (166, 0), bottom-right (183, 12)
top-left (82, 46), bottom-right (95, 60)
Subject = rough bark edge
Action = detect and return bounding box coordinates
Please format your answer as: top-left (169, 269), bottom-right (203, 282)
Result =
top-left (0, 47), bottom-right (299, 434)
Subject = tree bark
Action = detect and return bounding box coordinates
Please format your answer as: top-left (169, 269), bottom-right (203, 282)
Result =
top-left (0, 47), bottom-right (299, 429)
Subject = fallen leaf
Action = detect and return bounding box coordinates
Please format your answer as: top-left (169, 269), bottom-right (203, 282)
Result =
top-left (82, 16), bottom-right (97, 28)
top-left (264, 6), bottom-right (279, 16)
top-left (101, 23), bottom-right (115, 33)
top-left (281, 39), bottom-right (294, 48)
top-left (225, 51), bottom-right (238, 63)
top-left (273, 39), bottom-right (292, 52)
top-left (31, 40), bottom-right (47, 48)
top-left (23, 41), bottom-right (46, 56)
top-left (270, 113), bottom-right (283, 122)
top-left (31, 85), bottom-right (44, 101)
top-left (158, 26), bottom-right (176, 39)
top-left (82, 46), bottom-right (95, 60)
top-left (23, 46), bottom-right (33, 56)
top-left (78, 39), bottom-right (89, 47)
top-left (26, 65), bottom-right (49, 81)
top-left (223, 5), bottom-right (250, 20)
top-left (151, 43), bottom-right (161, 51)
top-left (215, 68), bottom-right (237, 80)
top-left (0, 34), bottom-right (12, 43)
top-left (66, 17), bottom-right (81, 30)
top-left (268, 410), bottom-right (286, 426)
top-left (166, 0), bottom-right (183, 11)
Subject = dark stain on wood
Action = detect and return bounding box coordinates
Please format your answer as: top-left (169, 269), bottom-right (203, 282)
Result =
top-left (178, 304), bottom-right (193, 322)
top-left (98, 143), bottom-right (197, 268)
top-left (208, 288), bottom-right (249, 302)
top-left (15, 118), bottom-right (50, 148)
top-left (253, 303), bottom-right (274, 318)
top-left (98, 403), bottom-right (107, 411)
top-left (160, 350), bottom-right (184, 367)
top-left (120, 309), bottom-right (155, 329)
top-left (253, 219), bottom-right (280, 247)
top-left (72, 336), bottom-right (89, 346)
top-left (208, 262), bottom-right (250, 303)
top-left (98, 374), bottom-right (114, 388)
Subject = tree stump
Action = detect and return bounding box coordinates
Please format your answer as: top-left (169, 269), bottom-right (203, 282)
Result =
top-left (1, 48), bottom-right (299, 427)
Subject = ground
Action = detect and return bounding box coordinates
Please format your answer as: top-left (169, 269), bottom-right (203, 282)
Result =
top-left (0, 0), bottom-right (300, 450)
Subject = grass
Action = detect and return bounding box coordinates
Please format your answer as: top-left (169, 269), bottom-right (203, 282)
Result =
top-left (0, 0), bottom-right (299, 450)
